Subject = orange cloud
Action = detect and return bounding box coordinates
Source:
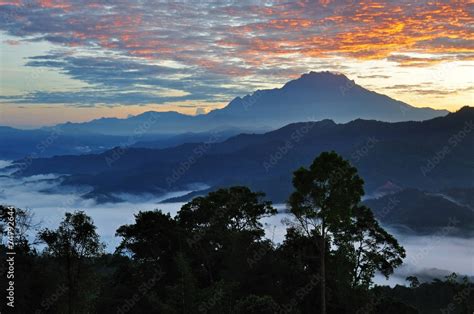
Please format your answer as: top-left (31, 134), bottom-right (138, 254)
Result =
top-left (219, 0), bottom-right (473, 67)
top-left (38, 0), bottom-right (71, 10)
top-left (0, 0), bottom-right (20, 5)
top-left (0, 0), bottom-right (472, 75)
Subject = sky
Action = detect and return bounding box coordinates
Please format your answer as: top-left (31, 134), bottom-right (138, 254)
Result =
top-left (0, 0), bottom-right (473, 128)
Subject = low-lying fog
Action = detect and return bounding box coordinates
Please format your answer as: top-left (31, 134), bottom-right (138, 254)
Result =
top-left (1, 163), bottom-right (472, 287)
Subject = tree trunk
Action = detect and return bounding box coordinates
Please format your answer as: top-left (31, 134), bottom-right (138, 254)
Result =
top-left (321, 224), bottom-right (326, 314)
top-left (66, 254), bottom-right (73, 314)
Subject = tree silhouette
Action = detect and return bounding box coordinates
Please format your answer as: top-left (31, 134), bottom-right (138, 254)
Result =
top-left (38, 211), bottom-right (104, 314)
top-left (0, 205), bottom-right (35, 253)
top-left (337, 205), bottom-right (405, 287)
top-left (116, 210), bottom-right (180, 266)
top-left (289, 151), bottom-right (364, 314)
top-left (288, 151), bottom-right (404, 313)
top-left (406, 276), bottom-right (420, 288)
top-left (177, 186), bottom-right (276, 284)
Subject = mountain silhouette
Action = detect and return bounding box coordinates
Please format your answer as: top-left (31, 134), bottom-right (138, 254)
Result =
top-left (51, 72), bottom-right (448, 135)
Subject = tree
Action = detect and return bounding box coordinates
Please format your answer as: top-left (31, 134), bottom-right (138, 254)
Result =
top-left (177, 186), bottom-right (276, 237)
top-left (38, 211), bottom-right (104, 314)
top-left (289, 151), bottom-right (364, 314)
top-left (115, 210), bottom-right (183, 310)
top-left (0, 206), bottom-right (38, 313)
top-left (0, 205), bottom-right (35, 253)
top-left (338, 205), bottom-right (405, 287)
top-left (177, 186), bottom-right (276, 284)
top-left (288, 152), bottom-right (405, 313)
top-left (406, 276), bottom-right (420, 288)
top-left (116, 210), bottom-right (180, 266)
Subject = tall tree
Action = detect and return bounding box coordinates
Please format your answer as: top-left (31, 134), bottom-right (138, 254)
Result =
top-left (288, 151), bottom-right (364, 314)
top-left (115, 209), bottom-right (180, 308)
top-left (38, 211), bottom-right (104, 314)
top-left (0, 206), bottom-right (37, 313)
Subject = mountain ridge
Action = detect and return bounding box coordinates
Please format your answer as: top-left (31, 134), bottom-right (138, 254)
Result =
top-left (9, 107), bottom-right (473, 203)
top-left (39, 71), bottom-right (448, 135)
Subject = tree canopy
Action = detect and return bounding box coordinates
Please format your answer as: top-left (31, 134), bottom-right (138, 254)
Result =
top-left (2, 152), bottom-right (467, 314)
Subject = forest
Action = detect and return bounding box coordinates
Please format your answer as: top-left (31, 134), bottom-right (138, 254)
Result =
top-left (1, 152), bottom-right (472, 314)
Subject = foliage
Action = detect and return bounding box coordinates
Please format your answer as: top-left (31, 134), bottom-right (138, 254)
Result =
top-left (2, 153), bottom-right (468, 313)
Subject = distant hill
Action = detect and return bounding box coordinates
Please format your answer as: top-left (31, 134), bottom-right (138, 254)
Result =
top-left (0, 126), bottom-right (240, 160)
top-left (9, 107), bottom-right (473, 204)
top-left (131, 129), bottom-right (244, 149)
top-left (364, 188), bottom-right (474, 236)
top-left (49, 72), bottom-right (448, 135)
top-left (0, 126), bottom-right (126, 160)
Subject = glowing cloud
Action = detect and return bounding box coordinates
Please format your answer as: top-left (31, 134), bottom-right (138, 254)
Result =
top-left (0, 0), bottom-right (472, 125)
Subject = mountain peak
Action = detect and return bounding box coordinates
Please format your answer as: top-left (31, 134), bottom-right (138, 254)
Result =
top-left (51, 71), bottom-right (448, 135)
top-left (302, 71), bottom-right (349, 80)
top-left (454, 106), bottom-right (473, 116)
top-left (444, 106), bottom-right (474, 122)
top-left (283, 71), bottom-right (354, 90)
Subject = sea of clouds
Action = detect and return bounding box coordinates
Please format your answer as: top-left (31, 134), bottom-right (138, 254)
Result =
top-left (0, 161), bottom-right (472, 287)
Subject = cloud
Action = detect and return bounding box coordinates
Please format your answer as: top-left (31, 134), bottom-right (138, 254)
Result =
top-left (3, 39), bottom-right (20, 45)
top-left (387, 53), bottom-right (474, 67)
top-left (1, 164), bottom-right (473, 278)
top-left (376, 231), bottom-right (474, 286)
top-left (2, 1), bottom-right (472, 65)
top-left (380, 83), bottom-right (474, 97)
top-left (0, 0), bottom-right (473, 106)
top-left (0, 162), bottom-right (204, 249)
top-left (357, 75), bottom-right (391, 79)
top-left (0, 53), bottom-right (251, 105)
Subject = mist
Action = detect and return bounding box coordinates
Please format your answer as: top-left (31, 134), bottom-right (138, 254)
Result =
top-left (1, 162), bottom-right (472, 287)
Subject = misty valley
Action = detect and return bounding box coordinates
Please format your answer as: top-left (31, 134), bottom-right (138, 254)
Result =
top-left (2, 0), bottom-right (473, 312)
top-left (1, 72), bottom-right (473, 313)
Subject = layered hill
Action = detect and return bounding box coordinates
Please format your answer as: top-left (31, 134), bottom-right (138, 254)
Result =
top-left (9, 107), bottom-right (473, 204)
top-left (365, 188), bottom-right (474, 236)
